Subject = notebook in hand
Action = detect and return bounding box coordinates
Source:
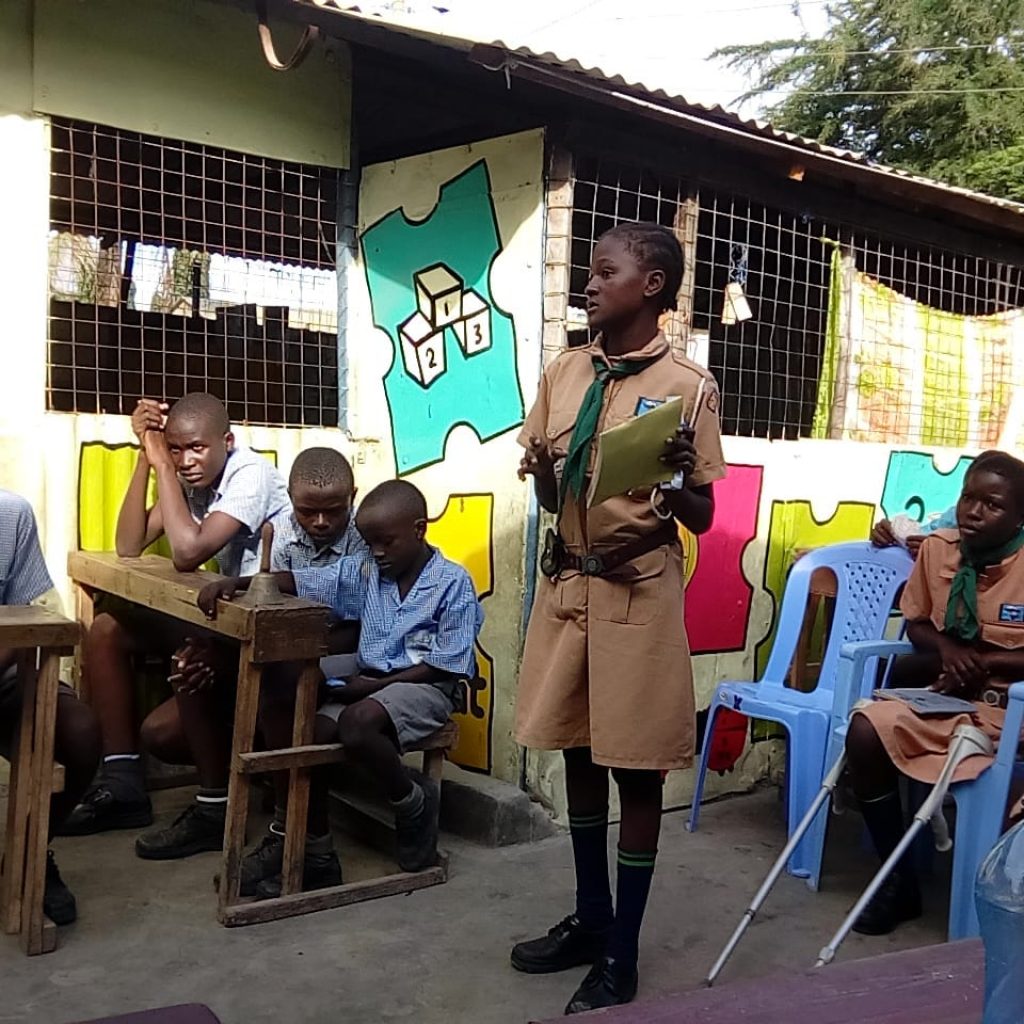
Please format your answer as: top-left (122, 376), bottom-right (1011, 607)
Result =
top-left (874, 688), bottom-right (976, 716)
top-left (586, 396), bottom-right (685, 507)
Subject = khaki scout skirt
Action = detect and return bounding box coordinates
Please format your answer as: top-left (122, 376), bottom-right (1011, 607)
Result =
top-left (514, 545), bottom-right (695, 771)
top-left (853, 700), bottom-right (1008, 785)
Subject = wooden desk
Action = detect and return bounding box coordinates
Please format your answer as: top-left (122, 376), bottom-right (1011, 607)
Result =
top-left (533, 940), bottom-right (984, 1023)
top-left (68, 551), bottom-right (451, 927)
top-left (0, 606), bottom-right (79, 955)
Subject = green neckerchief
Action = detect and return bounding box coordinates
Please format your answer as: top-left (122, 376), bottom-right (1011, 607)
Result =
top-left (558, 350), bottom-right (665, 511)
top-left (944, 528), bottom-right (1024, 642)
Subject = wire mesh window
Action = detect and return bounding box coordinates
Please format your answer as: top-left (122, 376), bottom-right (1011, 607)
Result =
top-left (570, 152), bottom-right (1024, 442)
top-left (47, 118), bottom-right (341, 426)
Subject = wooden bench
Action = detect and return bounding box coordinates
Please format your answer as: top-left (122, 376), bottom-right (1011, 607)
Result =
top-left (68, 551), bottom-right (455, 927)
top-left (531, 940), bottom-right (984, 1023)
top-left (0, 606), bottom-right (79, 955)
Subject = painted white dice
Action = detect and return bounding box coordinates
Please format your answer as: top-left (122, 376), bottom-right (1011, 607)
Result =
top-left (453, 290), bottom-right (492, 356)
top-left (415, 263), bottom-right (463, 328)
top-left (399, 310), bottom-right (446, 387)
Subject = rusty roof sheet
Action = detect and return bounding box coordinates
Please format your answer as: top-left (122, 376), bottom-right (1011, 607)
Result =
top-left (299, 0), bottom-right (1024, 221)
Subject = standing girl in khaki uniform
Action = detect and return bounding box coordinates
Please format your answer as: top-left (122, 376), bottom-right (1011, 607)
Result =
top-left (845, 450), bottom-right (1024, 936)
top-left (512, 222), bottom-right (725, 1013)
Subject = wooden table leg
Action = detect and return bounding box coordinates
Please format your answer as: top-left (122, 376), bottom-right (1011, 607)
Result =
top-left (73, 584), bottom-right (95, 699)
top-left (219, 641), bottom-right (261, 919)
top-left (281, 662), bottom-right (319, 896)
top-left (1, 653), bottom-right (36, 937)
top-left (20, 650), bottom-right (60, 955)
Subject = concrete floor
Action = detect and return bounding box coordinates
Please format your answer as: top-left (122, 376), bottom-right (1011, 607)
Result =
top-left (2, 786), bottom-right (950, 1024)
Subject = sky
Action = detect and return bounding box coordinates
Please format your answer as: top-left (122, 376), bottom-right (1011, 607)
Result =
top-left (386, 0), bottom-right (832, 117)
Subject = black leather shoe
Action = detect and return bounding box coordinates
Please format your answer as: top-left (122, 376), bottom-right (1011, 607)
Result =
top-left (43, 851), bottom-right (77, 926)
top-left (852, 871), bottom-right (922, 936)
top-left (511, 915), bottom-right (611, 975)
top-left (254, 847), bottom-right (343, 900)
top-left (135, 802), bottom-right (224, 860)
top-left (565, 956), bottom-right (638, 1014)
top-left (57, 785), bottom-right (153, 836)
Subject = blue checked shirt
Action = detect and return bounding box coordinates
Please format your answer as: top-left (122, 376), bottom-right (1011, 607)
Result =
top-left (269, 508), bottom-right (368, 572)
top-left (183, 447), bottom-right (290, 576)
top-left (0, 490), bottom-right (55, 606)
top-left (293, 548), bottom-right (483, 681)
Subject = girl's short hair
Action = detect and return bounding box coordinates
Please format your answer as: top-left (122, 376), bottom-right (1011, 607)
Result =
top-left (598, 222), bottom-right (684, 312)
top-left (966, 449), bottom-right (1024, 510)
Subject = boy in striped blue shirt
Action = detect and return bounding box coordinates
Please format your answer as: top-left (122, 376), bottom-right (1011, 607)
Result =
top-left (198, 479), bottom-right (482, 896)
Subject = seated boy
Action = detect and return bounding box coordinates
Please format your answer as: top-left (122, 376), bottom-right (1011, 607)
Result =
top-left (198, 480), bottom-right (482, 897)
top-left (0, 489), bottom-right (101, 925)
top-left (62, 392), bottom-right (289, 847)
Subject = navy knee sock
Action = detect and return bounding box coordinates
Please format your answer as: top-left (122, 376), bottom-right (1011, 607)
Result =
top-left (569, 812), bottom-right (613, 930)
top-left (606, 847), bottom-right (657, 966)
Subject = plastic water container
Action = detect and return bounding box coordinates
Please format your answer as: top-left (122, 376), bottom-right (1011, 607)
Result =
top-left (976, 819), bottom-right (1024, 1024)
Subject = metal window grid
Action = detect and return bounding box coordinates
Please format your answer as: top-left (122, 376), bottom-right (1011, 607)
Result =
top-left (47, 118), bottom-right (341, 427)
top-left (570, 152), bottom-right (1024, 439)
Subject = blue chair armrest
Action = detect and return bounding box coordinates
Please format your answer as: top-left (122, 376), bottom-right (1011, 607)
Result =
top-left (832, 640), bottom-right (915, 722)
top-left (996, 682), bottom-right (1024, 770)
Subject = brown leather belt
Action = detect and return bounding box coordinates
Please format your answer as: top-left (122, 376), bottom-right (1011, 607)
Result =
top-left (562, 521), bottom-right (679, 579)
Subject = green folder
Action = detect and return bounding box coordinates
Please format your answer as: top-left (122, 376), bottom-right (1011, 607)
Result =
top-left (586, 397), bottom-right (685, 507)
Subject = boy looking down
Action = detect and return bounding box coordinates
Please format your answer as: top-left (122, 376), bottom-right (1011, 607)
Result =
top-left (198, 480), bottom-right (482, 896)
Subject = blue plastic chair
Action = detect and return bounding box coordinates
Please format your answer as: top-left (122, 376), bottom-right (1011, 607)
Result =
top-left (946, 681), bottom-right (1024, 938)
top-left (803, 638), bottom-right (915, 890)
top-left (815, 643), bottom-right (1024, 937)
top-left (687, 542), bottom-right (913, 885)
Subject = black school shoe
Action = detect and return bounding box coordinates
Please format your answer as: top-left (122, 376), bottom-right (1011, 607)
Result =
top-left (57, 784), bottom-right (153, 836)
top-left (253, 847), bottom-right (343, 900)
top-left (510, 915), bottom-right (612, 974)
top-left (135, 801), bottom-right (225, 860)
top-left (852, 870), bottom-right (922, 935)
top-left (395, 775), bottom-right (441, 873)
top-left (239, 831), bottom-right (285, 897)
top-left (44, 851), bottom-right (77, 926)
top-left (564, 956), bottom-right (639, 1014)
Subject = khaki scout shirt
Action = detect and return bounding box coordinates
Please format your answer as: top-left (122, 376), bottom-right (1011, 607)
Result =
top-left (513, 332), bottom-right (727, 769)
top-left (902, 528), bottom-right (1024, 651)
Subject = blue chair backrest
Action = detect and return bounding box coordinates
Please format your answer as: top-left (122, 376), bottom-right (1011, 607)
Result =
top-left (761, 542), bottom-right (914, 696)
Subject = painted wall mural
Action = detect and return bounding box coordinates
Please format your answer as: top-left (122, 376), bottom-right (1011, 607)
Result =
top-left (425, 493), bottom-right (496, 773)
top-left (682, 463), bottom-right (763, 655)
top-left (880, 449), bottom-right (972, 525)
top-left (360, 160), bottom-right (525, 476)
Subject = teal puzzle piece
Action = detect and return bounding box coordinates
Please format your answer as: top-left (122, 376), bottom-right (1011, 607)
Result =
top-left (880, 450), bottom-right (972, 524)
top-left (360, 160), bottom-right (525, 475)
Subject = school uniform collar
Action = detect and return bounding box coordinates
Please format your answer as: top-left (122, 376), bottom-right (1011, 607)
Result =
top-left (384, 547), bottom-right (443, 597)
top-left (587, 331), bottom-right (670, 368)
top-left (932, 527), bottom-right (1023, 586)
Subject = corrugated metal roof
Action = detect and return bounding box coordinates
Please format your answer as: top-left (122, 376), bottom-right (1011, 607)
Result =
top-left (300, 0), bottom-right (1024, 221)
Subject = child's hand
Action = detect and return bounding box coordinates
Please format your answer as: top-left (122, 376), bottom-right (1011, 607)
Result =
top-left (169, 637), bottom-right (217, 695)
top-left (518, 436), bottom-right (555, 481)
top-left (131, 399), bottom-right (168, 443)
top-left (142, 427), bottom-right (173, 470)
top-left (934, 637), bottom-right (988, 696)
top-left (198, 578), bottom-right (244, 619)
top-left (660, 425), bottom-right (696, 475)
top-left (870, 519), bottom-right (897, 548)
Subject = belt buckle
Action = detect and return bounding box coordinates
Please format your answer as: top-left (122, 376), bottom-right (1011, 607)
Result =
top-left (581, 554), bottom-right (605, 576)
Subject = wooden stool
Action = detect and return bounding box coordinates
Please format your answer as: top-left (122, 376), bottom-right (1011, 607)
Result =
top-left (222, 667), bottom-right (459, 927)
top-left (0, 606), bottom-right (79, 955)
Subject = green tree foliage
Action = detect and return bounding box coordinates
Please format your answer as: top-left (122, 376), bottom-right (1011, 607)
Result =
top-left (716, 0), bottom-right (1024, 200)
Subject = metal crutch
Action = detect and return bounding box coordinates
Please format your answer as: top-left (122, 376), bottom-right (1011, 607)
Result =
top-left (704, 747), bottom-right (849, 987)
top-left (814, 722), bottom-right (994, 968)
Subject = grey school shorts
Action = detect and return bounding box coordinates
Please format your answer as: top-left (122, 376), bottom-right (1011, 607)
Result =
top-left (318, 681), bottom-right (454, 753)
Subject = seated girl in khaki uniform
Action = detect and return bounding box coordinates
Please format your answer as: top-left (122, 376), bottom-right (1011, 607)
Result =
top-left (513, 222), bottom-right (725, 1014)
top-left (846, 450), bottom-right (1024, 936)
